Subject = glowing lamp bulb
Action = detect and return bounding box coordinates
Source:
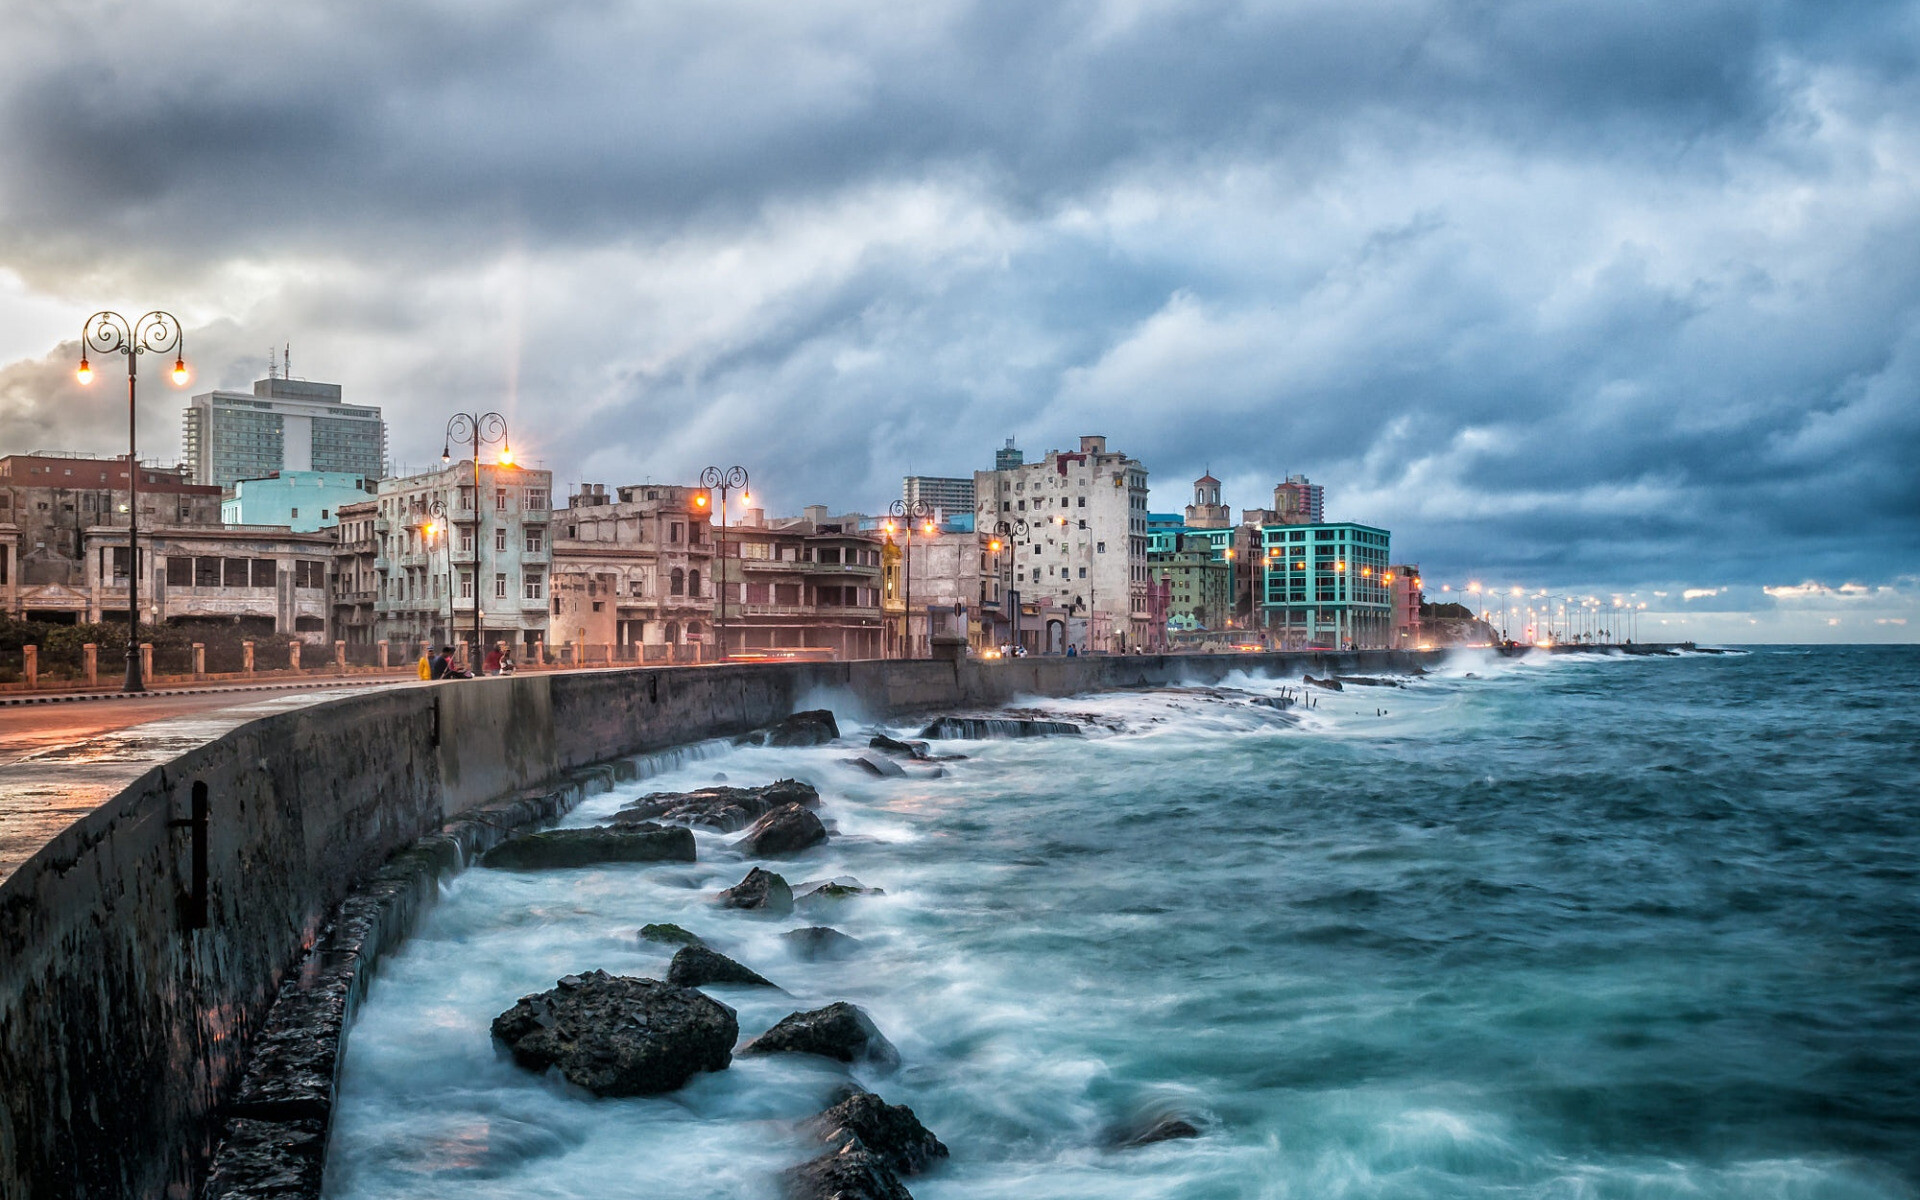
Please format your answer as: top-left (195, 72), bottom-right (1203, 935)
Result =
top-left (76, 358), bottom-right (94, 385)
top-left (923, 522), bottom-right (934, 535)
top-left (498, 443), bottom-right (514, 467)
top-left (695, 494), bottom-right (708, 508)
top-left (171, 357), bottom-right (190, 386)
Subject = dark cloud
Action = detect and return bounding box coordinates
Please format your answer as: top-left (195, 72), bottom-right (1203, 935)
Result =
top-left (0, 0), bottom-right (1917, 637)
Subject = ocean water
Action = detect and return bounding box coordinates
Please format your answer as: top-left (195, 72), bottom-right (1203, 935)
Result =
top-left (323, 646), bottom-right (1920, 1199)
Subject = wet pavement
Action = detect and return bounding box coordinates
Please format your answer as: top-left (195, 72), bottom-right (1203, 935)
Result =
top-left (0, 682), bottom-right (419, 886)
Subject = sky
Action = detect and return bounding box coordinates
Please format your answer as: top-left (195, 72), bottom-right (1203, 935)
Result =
top-left (1, 0), bottom-right (1916, 643)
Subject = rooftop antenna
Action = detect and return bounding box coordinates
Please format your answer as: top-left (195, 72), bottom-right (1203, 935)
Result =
top-left (283, 344), bottom-right (291, 380)
top-left (267, 348), bottom-right (277, 380)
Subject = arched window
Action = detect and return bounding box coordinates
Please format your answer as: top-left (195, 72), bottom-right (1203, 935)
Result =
top-left (686, 620), bottom-right (701, 637)
top-left (665, 621), bottom-right (680, 642)
top-left (670, 568), bottom-right (685, 596)
top-left (689, 568), bottom-right (701, 597)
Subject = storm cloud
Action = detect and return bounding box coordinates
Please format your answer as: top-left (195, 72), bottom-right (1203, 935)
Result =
top-left (2, 0), bottom-right (1917, 639)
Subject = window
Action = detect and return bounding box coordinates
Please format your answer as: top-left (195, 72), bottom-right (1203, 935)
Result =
top-left (525, 487), bottom-right (548, 509)
top-left (290, 507), bottom-right (300, 518)
top-left (195, 557), bottom-right (221, 587)
top-left (688, 569), bottom-right (701, 597)
top-left (670, 522), bottom-right (683, 544)
top-left (1097, 542), bottom-right (1107, 553)
top-left (1079, 567), bottom-right (1087, 578)
top-left (495, 572), bottom-right (508, 599)
top-left (224, 558), bottom-right (251, 587)
top-left (523, 572), bottom-right (544, 600)
top-left (1078, 497), bottom-right (1086, 507)
top-left (495, 527), bottom-right (508, 552)
top-left (294, 560), bottom-right (325, 589)
top-left (670, 568), bottom-right (685, 595)
top-left (525, 528), bottom-right (544, 553)
top-left (460, 528), bottom-right (474, 553)
top-left (459, 571), bottom-right (474, 600)
top-left (167, 557), bottom-right (192, 587)
top-left (591, 600), bottom-right (603, 612)
top-left (495, 488), bottom-right (508, 511)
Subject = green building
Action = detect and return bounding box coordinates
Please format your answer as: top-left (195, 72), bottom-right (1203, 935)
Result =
top-left (1149, 533), bottom-right (1234, 630)
top-left (1257, 522), bottom-right (1392, 648)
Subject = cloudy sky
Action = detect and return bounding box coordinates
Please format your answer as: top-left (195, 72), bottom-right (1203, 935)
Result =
top-left (2, 0), bottom-right (1916, 641)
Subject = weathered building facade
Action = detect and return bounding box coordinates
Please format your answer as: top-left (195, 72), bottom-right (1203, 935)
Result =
top-left (549, 483), bottom-right (714, 662)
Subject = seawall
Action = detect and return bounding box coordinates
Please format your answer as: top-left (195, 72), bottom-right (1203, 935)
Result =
top-left (0, 647), bottom-right (1497, 1198)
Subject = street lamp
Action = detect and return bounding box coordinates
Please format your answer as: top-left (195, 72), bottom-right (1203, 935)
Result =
top-left (443, 412), bottom-right (509, 669)
top-left (700, 465), bottom-right (749, 660)
top-left (76, 310), bottom-right (189, 692)
top-left (888, 498), bottom-right (932, 658)
top-left (419, 497), bottom-right (451, 644)
top-left (988, 517), bottom-right (1028, 652)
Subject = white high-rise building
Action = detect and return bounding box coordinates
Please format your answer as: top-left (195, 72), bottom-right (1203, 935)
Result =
top-left (974, 435), bottom-right (1150, 651)
top-left (183, 376), bottom-right (387, 488)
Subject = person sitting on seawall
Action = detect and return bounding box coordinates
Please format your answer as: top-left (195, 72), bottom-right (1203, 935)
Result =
top-left (498, 647), bottom-right (516, 675)
top-left (436, 645), bottom-right (474, 680)
top-left (417, 651), bottom-right (433, 681)
top-left (484, 643), bottom-right (504, 676)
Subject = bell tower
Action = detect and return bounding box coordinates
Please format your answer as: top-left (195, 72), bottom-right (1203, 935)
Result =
top-left (1184, 470), bottom-right (1229, 529)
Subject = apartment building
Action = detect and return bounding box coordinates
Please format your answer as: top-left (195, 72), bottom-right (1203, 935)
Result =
top-left (548, 483), bottom-right (715, 662)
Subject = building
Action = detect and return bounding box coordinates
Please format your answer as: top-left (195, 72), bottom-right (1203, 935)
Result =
top-left (974, 435), bottom-right (1150, 651)
top-left (1272, 474), bottom-right (1324, 525)
top-left (183, 375), bottom-right (387, 488)
top-left (994, 438), bottom-right (1025, 472)
top-left (728, 510), bottom-right (884, 660)
top-left (548, 483), bottom-right (715, 663)
top-left (331, 500), bottom-right (382, 645)
top-left (372, 461), bottom-right (552, 658)
top-left (222, 471), bottom-right (378, 532)
top-left (1150, 532), bottom-right (1235, 630)
top-left (1257, 522), bottom-right (1393, 648)
top-left (879, 521), bottom-right (986, 657)
top-left (1389, 562), bottom-right (1424, 648)
top-left (1184, 472), bottom-right (1231, 529)
top-left (0, 453), bottom-right (223, 622)
top-left (901, 476), bottom-right (975, 521)
top-left (91, 524), bottom-right (338, 640)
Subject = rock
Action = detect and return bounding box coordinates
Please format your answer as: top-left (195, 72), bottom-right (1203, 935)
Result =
top-left (489, 970), bottom-right (737, 1096)
top-left (782, 1143), bottom-right (914, 1200)
top-left (738, 709), bottom-right (841, 747)
top-left (1335, 675), bottom-right (1403, 688)
top-left (1112, 1117), bottom-right (1203, 1148)
top-left (917, 716), bottom-right (1081, 739)
top-left (481, 824), bottom-right (696, 869)
top-left (783, 926), bottom-right (863, 961)
top-left (607, 779), bottom-right (821, 833)
top-left (796, 878), bottom-right (884, 909)
top-left (743, 1002), bottom-right (899, 1069)
top-left (639, 923), bottom-right (704, 947)
top-left (848, 752), bottom-right (907, 778)
top-left (1249, 695), bottom-right (1292, 709)
top-left (667, 945), bottom-right (776, 989)
top-left (736, 803), bottom-right (828, 856)
top-left (868, 734), bottom-right (929, 759)
top-left (808, 1092), bottom-right (949, 1175)
top-left (719, 867), bottom-right (793, 915)
top-left (201, 1117), bottom-right (326, 1200)
top-left (1303, 675), bottom-right (1344, 691)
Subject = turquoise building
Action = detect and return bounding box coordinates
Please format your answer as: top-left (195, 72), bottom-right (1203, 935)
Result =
top-left (1257, 522), bottom-right (1393, 648)
top-left (222, 471), bottom-right (378, 532)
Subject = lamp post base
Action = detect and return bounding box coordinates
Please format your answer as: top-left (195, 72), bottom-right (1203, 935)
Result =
top-left (123, 649), bottom-right (145, 693)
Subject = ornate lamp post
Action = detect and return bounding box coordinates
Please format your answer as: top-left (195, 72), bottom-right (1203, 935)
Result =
top-left (419, 497), bottom-right (451, 643)
top-left (443, 413), bottom-right (509, 669)
top-left (887, 498), bottom-right (932, 658)
top-left (76, 311), bottom-right (189, 692)
top-left (699, 465), bottom-right (749, 659)
top-left (987, 518), bottom-right (1028, 652)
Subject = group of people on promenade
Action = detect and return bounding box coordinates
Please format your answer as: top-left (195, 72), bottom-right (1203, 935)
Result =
top-left (418, 643), bottom-right (517, 681)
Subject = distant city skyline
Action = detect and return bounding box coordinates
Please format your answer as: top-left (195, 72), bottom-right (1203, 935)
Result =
top-left (0, 1), bottom-right (1915, 642)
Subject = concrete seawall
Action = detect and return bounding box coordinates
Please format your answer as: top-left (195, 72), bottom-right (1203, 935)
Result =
top-left (0, 647), bottom-right (1503, 1198)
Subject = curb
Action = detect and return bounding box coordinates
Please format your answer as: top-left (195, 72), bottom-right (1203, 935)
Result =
top-left (0, 678), bottom-right (409, 708)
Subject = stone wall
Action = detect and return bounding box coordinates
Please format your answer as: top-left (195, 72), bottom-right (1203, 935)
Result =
top-left (0, 649), bottom-right (1428, 1199)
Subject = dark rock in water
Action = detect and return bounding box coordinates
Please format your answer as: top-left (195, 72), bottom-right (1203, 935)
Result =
top-left (482, 824), bottom-right (695, 869)
top-left (743, 1001), bottom-right (899, 1069)
top-left (489, 969), bottom-right (737, 1096)
top-left (848, 752), bottom-right (908, 778)
top-left (738, 709), bottom-right (841, 747)
top-left (796, 877), bottom-right (884, 908)
top-left (782, 1144), bottom-right (914, 1200)
top-left (1249, 695), bottom-right (1292, 709)
top-left (868, 734), bottom-right (930, 759)
top-left (607, 779), bottom-right (820, 833)
top-left (808, 1092), bottom-right (949, 1175)
top-left (918, 716), bottom-right (1081, 739)
top-left (639, 922), bottom-right (704, 947)
top-left (1335, 675), bottom-right (1403, 688)
top-left (1113, 1117), bottom-right (1202, 1147)
top-left (783, 926), bottom-right (863, 961)
top-left (720, 866), bottom-right (793, 915)
top-left (1303, 675), bottom-right (1344, 691)
top-left (667, 945), bottom-right (776, 989)
top-left (737, 802), bottom-right (828, 856)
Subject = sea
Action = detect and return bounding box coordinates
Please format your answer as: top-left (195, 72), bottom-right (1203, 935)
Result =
top-left (323, 645), bottom-right (1920, 1199)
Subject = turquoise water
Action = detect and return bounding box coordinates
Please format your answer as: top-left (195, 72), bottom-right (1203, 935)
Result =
top-left (324, 647), bottom-right (1920, 1198)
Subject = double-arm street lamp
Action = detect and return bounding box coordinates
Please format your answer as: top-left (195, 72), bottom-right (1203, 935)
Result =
top-left (76, 310), bottom-right (190, 692)
top-left (443, 413), bottom-right (510, 668)
top-left (987, 518), bottom-right (1028, 652)
top-left (419, 497), bottom-right (451, 643)
top-left (699, 465), bottom-right (749, 659)
top-left (887, 498), bottom-right (933, 659)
